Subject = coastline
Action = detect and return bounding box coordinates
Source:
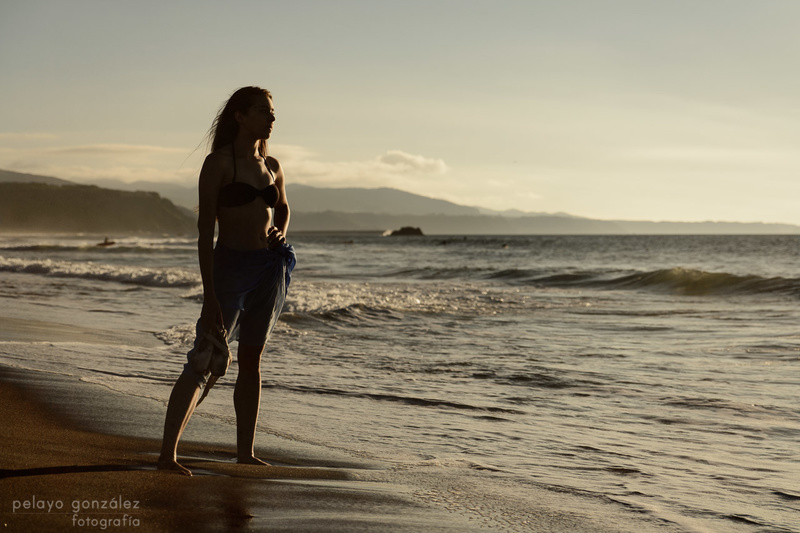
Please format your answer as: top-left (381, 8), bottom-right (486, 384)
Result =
top-left (0, 298), bottom-right (688, 532)
top-left (0, 311), bottom-right (487, 532)
top-left (0, 365), bottom-right (488, 532)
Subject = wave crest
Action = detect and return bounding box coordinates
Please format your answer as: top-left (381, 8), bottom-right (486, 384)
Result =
top-left (600, 268), bottom-right (800, 296)
top-left (0, 257), bottom-right (199, 288)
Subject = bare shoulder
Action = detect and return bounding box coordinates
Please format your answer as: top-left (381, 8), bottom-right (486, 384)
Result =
top-left (265, 155), bottom-right (283, 174)
top-left (204, 148), bottom-right (232, 173)
top-left (200, 149), bottom-right (232, 186)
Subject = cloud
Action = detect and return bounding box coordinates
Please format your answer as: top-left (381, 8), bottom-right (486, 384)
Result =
top-left (0, 162), bottom-right (197, 184)
top-left (269, 143), bottom-right (319, 161)
top-left (43, 144), bottom-right (187, 156)
top-left (376, 151), bottom-right (448, 174)
top-left (269, 145), bottom-right (449, 188)
top-left (265, 146), bottom-right (491, 209)
top-left (0, 142), bottom-right (197, 184)
top-left (0, 140), bottom-right (451, 190)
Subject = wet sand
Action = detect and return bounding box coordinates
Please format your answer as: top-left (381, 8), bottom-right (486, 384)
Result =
top-left (0, 316), bottom-right (486, 531)
top-left (0, 313), bottom-right (676, 532)
top-left (0, 313), bottom-right (494, 532)
top-left (0, 365), bottom-right (487, 532)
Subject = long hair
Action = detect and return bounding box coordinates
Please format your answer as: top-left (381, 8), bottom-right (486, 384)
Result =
top-left (208, 86), bottom-right (272, 157)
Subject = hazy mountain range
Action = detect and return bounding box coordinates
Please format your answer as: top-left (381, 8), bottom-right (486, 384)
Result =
top-left (2, 169), bottom-right (799, 235)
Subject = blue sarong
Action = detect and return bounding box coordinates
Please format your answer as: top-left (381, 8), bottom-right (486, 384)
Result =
top-left (183, 242), bottom-right (296, 387)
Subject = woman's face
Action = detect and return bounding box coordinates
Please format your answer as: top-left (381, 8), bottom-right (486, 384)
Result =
top-left (238, 95), bottom-right (275, 140)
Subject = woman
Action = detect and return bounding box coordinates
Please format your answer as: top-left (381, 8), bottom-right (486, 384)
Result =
top-left (158, 87), bottom-right (295, 476)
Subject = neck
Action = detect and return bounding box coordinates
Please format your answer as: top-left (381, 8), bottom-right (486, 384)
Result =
top-left (233, 136), bottom-right (264, 159)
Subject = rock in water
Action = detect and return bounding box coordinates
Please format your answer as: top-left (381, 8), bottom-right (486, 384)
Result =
top-left (390, 226), bottom-right (424, 236)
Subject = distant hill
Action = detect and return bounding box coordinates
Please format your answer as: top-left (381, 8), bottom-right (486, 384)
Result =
top-left (290, 212), bottom-right (625, 234)
top-left (1, 169), bottom-right (798, 234)
top-left (90, 179), bottom-right (198, 210)
top-left (286, 184), bottom-right (479, 216)
top-left (0, 183), bottom-right (196, 234)
top-left (83, 181), bottom-right (482, 216)
top-left (477, 206), bottom-right (582, 219)
top-left (0, 169), bottom-right (72, 186)
top-left (290, 212), bottom-right (800, 235)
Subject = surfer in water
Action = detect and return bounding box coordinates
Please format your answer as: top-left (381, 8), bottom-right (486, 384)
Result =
top-left (158, 87), bottom-right (295, 476)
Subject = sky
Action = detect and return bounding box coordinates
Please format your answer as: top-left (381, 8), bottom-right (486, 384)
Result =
top-left (2, 0), bottom-right (800, 224)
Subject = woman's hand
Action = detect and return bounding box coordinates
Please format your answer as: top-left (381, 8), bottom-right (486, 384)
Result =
top-left (267, 226), bottom-right (286, 250)
top-left (200, 295), bottom-right (224, 334)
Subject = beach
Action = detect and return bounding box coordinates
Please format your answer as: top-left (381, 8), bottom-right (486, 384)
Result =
top-left (0, 317), bottom-right (484, 533)
top-left (0, 312), bottom-right (665, 533)
top-left (1, 233), bottom-right (798, 531)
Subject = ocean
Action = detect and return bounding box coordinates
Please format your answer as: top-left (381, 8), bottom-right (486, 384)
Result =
top-left (0, 233), bottom-right (798, 532)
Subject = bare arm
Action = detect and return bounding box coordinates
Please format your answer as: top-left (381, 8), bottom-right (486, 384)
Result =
top-left (270, 156), bottom-right (291, 239)
top-left (197, 153), bottom-right (225, 331)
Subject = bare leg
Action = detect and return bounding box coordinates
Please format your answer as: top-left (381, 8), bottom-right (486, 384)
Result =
top-left (234, 342), bottom-right (269, 465)
top-left (158, 372), bottom-right (201, 476)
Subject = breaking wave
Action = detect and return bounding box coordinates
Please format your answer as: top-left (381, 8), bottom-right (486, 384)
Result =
top-left (599, 268), bottom-right (800, 296)
top-left (384, 265), bottom-right (800, 297)
top-left (0, 257), bottom-right (199, 288)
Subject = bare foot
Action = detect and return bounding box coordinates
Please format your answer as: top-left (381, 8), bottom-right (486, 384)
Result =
top-left (157, 457), bottom-right (192, 476)
top-left (237, 455), bottom-right (271, 466)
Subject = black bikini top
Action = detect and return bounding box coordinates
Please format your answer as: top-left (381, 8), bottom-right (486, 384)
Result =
top-left (217, 145), bottom-right (279, 208)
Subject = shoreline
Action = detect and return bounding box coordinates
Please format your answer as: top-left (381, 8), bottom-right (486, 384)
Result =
top-left (0, 313), bottom-right (484, 531)
top-left (0, 300), bottom-right (687, 532)
top-left (0, 366), bottom-right (487, 532)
